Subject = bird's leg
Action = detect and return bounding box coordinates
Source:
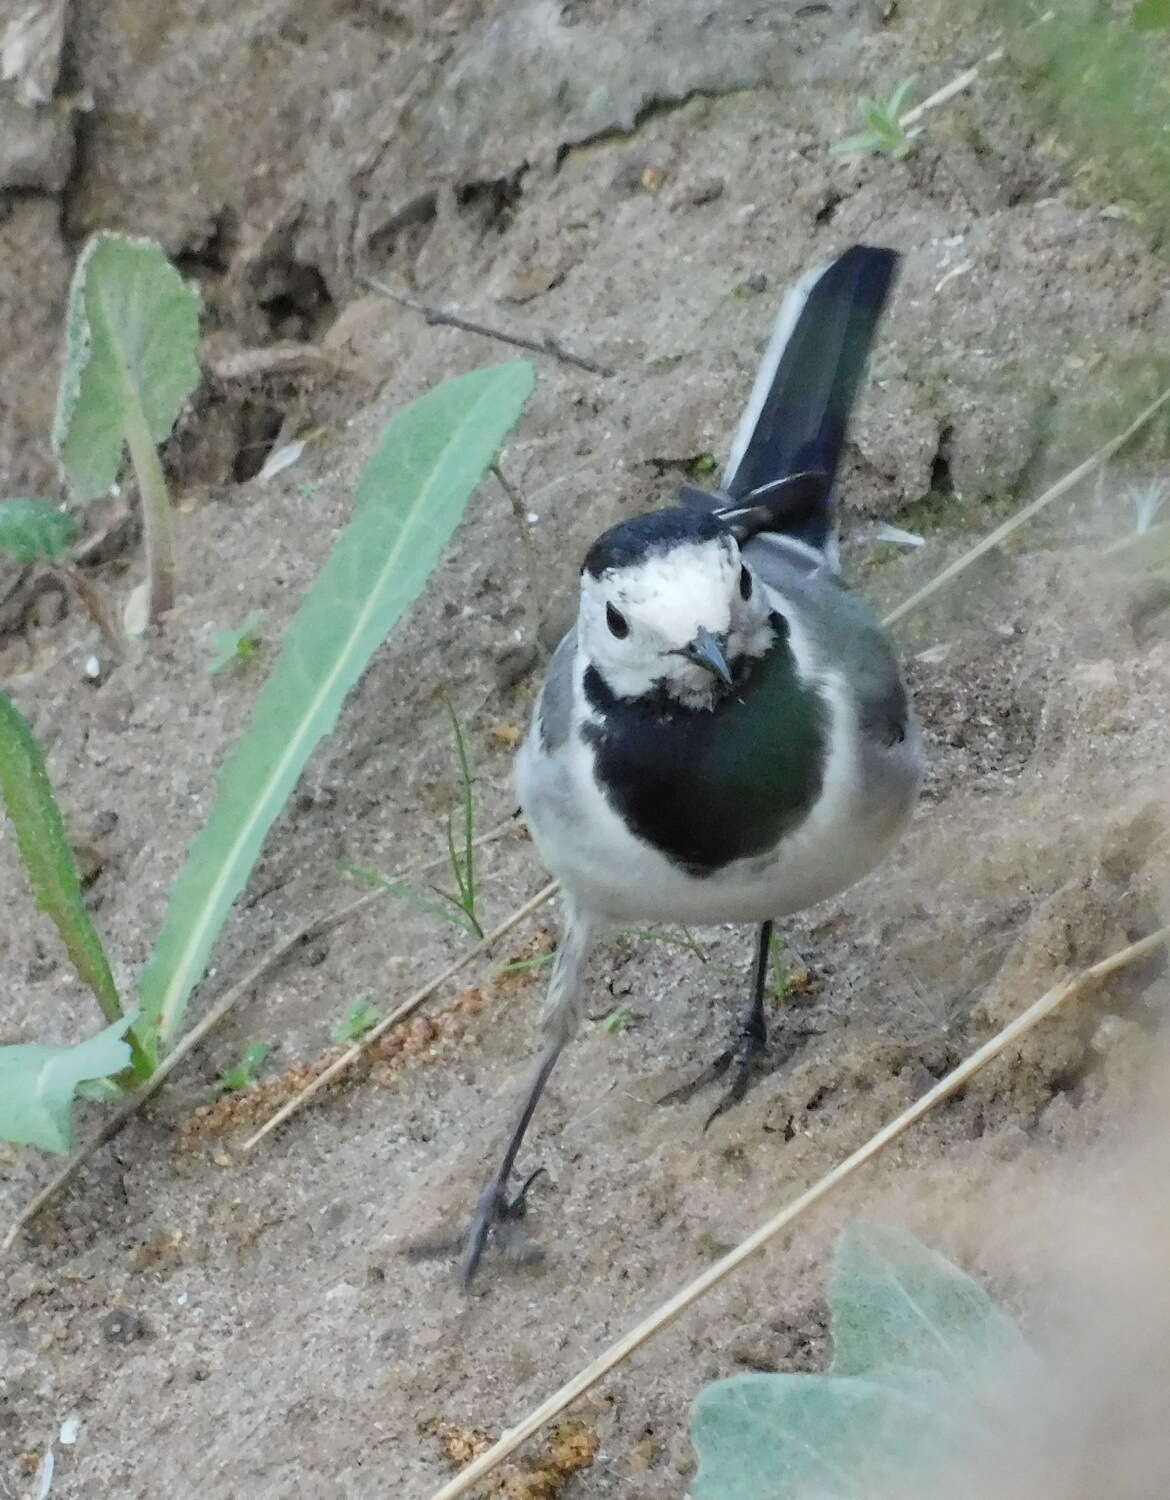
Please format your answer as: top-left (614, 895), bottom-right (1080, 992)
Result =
top-left (461, 899), bottom-right (594, 1287)
top-left (658, 920), bottom-right (774, 1127)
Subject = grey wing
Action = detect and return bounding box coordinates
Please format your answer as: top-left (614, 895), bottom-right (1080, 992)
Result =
top-left (536, 627), bottom-right (577, 752)
top-left (745, 534), bottom-right (912, 749)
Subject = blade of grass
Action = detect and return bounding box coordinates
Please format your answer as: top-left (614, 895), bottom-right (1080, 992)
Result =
top-left (341, 864), bottom-right (480, 935)
top-left (425, 925), bottom-right (1169, 1500)
top-left (443, 698), bottom-right (482, 936)
top-left (137, 362), bottom-right (533, 1060)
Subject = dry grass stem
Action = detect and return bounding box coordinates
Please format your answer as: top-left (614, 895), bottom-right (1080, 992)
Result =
top-left (241, 881), bottom-right (559, 1150)
top-left (882, 382), bottom-right (1170, 629)
top-left (424, 926), bottom-right (1169, 1500)
top-left (1, 817), bottom-right (523, 1250)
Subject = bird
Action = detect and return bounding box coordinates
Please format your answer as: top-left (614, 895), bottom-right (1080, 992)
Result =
top-left (461, 244), bottom-right (923, 1285)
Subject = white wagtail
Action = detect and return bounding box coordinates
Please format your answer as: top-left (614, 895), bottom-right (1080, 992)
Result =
top-left (463, 245), bottom-right (923, 1283)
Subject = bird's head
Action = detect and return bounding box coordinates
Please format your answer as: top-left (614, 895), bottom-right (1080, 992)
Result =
top-left (578, 508), bottom-right (777, 708)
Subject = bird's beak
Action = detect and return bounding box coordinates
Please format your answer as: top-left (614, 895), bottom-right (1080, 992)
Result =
top-left (684, 626), bottom-right (733, 687)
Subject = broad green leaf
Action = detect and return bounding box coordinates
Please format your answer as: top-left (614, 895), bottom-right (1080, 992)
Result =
top-left (691, 1222), bottom-right (1038, 1500)
top-left (0, 1014), bottom-right (136, 1153)
top-left (0, 499), bottom-right (79, 563)
top-left (692, 1367), bottom-right (963, 1500)
top-left (0, 691), bottom-right (122, 1027)
top-left (829, 1221), bottom-right (1030, 1383)
top-left (137, 361), bottom-right (535, 1056)
top-left (52, 233), bottom-right (201, 502)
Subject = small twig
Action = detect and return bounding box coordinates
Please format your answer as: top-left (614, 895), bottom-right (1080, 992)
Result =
top-left (241, 880), bottom-right (559, 1150)
top-left (898, 57), bottom-right (998, 133)
top-left (895, 10), bottom-right (1053, 133)
top-left (2, 817), bottom-right (523, 1251)
top-left (882, 382), bottom-right (1170, 629)
top-left (425, 925), bottom-right (1169, 1500)
top-left (358, 275), bottom-right (615, 378)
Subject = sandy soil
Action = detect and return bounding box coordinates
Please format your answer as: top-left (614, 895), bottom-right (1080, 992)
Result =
top-left (1, 2), bottom-right (1168, 1496)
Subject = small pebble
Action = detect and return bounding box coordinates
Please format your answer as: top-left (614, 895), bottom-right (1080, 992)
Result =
top-left (101, 1308), bottom-right (145, 1345)
top-left (689, 176), bottom-right (725, 205)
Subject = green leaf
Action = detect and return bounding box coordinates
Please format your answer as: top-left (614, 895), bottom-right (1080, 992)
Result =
top-left (332, 999), bottom-right (381, 1043)
top-left (829, 1221), bottom-right (1030, 1383)
top-left (886, 75), bottom-right (919, 118)
top-left (217, 1039), bottom-right (271, 1092)
top-left (1132, 0), bottom-right (1170, 31)
top-left (864, 102), bottom-right (894, 136)
top-left (208, 612), bottom-right (264, 675)
top-left (0, 499), bottom-right (79, 563)
top-left (692, 1367), bottom-right (962, 1500)
top-left (137, 361), bottom-right (534, 1057)
top-left (0, 691), bottom-right (123, 1031)
top-left (0, 1014), bottom-right (136, 1153)
top-left (52, 232), bottom-right (201, 502)
top-left (691, 1222), bottom-right (1039, 1500)
top-left (829, 131), bottom-right (882, 160)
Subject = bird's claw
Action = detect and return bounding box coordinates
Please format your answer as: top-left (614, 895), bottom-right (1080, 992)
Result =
top-left (657, 1021), bottom-right (770, 1128)
top-left (460, 1167), bottom-right (546, 1287)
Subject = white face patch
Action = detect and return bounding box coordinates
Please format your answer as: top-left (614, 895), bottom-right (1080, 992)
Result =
top-left (579, 533), bottom-right (776, 706)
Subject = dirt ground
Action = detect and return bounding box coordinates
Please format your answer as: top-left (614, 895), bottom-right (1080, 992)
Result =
top-left (2, 2), bottom-right (1169, 1496)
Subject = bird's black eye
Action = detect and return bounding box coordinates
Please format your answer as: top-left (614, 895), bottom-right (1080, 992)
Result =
top-left (739, 565), bottom-right (753, 601)
top-left (606, 602), bottom-right (630, 639)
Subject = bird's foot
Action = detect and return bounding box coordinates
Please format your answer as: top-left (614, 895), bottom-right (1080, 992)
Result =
top-left (657, 1017), bottom-right (821, 1130)
top-left (460, 1166), bottom-right (546, 1288)
top-left (657, 1018), bottom-right (769, 1130)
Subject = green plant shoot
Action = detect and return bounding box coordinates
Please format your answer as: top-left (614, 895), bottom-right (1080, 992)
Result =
top-left (53, 232), bottom-right (201, 623)
top-left (217, 1039), bottom-right (272, 1093)
top-left (332, 999), bottom-right (381, 1043)
top-left (208, 613), bottom-right (264, 675)
top-left (597, 1003), bottom-right (634, 1033)
top-left (136, 361), bottom-right (534, 1061)
top-left (831, 76), bottom-right (919, 162)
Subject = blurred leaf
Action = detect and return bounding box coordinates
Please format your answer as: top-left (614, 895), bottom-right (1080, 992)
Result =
top-left (0, 499), bottom-right (79, 564)
top-left (0, 1014), bottom-right (136, 1153)
top-left (136, 361), bottom-right (534, 1058)
top-left (829, 1221), bottom-right (1030, 1382)
top-left (691, 1222), bottom-right (1038, 1500)
top-left (1132, 0), bottom-right (1170, 31)
top-left (52, 233), bottom-right (201, 502)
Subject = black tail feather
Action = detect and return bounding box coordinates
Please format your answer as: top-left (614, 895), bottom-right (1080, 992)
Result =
top-left (718, 245), bottom-right (899, 552)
